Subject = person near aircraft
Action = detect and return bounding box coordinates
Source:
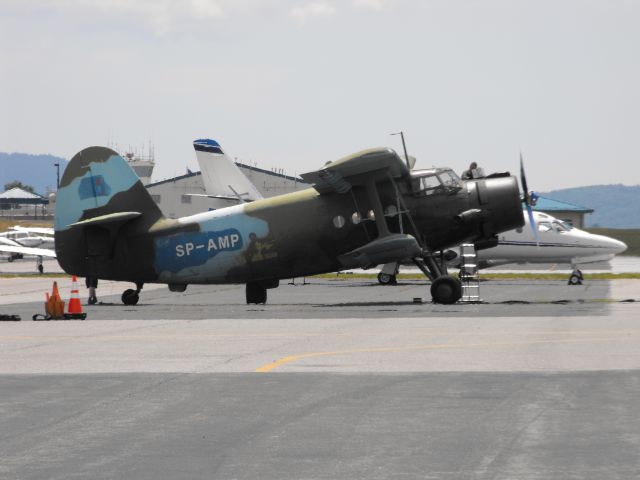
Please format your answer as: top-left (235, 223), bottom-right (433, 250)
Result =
top-left (461, 162), bottom-right (485, 180)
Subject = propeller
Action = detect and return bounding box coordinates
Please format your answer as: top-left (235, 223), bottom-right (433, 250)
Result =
top-left (520, 153), bottom-right (539, 245)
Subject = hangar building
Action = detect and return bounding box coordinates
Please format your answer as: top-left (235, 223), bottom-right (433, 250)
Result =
top-left (533, 196), bottom-right (593, 228)
top-left (145, 163), bottom-right (309, 218)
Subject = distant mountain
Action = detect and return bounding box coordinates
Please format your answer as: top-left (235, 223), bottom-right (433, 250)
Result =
top-left (0, 152), bottom-right (68, 196)
top-left (540, 184), bottom-right (640, 228)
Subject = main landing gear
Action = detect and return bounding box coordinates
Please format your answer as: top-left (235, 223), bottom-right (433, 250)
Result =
top-left (412, 254), bottom-right (463, 304)
top-left (430, 275), bottom-right (462, 304)
top-left (122, 282), bottom-right (144, 306)
top-left (246, 282), bottom-right (267, 304)
top-left (245, 280), bottom-right (279, 304)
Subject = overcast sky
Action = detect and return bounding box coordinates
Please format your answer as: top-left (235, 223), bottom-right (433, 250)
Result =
top-left (1, 0), bottom-right (639, 191)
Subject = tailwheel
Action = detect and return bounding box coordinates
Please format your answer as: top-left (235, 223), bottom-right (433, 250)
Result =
top-left (430, 275), bottom-right (462, 304)
top-left (246, 282), bottom-right (267, 304)
top-left (122, 289), bottom-right (139, 306)
top-left (122, 283), bottom-right (143, 305)
top-left (377, 272), bottom-right (397, 285)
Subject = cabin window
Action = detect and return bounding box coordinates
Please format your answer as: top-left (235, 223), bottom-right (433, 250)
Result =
top-left (181, 194), bottom-right (192, 204)
top-left (351, 212), bottom-right (361, 224)
top-left (151, 194), bottom-right (161, 204)
top-left (333, 215), bottom-right (345, 229)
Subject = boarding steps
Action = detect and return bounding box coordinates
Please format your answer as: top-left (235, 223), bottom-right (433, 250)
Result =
top-left (459, 243), bottom-right (481, 302)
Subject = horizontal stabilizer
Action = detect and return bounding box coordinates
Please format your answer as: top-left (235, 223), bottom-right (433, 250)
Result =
top-left (301, 148), bottom-right (409, 195)
top-left (338, 233), bottom-right (421, 269)
top-left (68, 211), bottom-right (142, 228)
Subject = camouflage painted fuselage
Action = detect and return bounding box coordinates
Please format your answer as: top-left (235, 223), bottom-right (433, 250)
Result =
top-left (55, 147), bottom-right (523, 286)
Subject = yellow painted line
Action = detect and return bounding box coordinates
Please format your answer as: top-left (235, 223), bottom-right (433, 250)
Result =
top-left (255, 336), bottom-right (629, 373)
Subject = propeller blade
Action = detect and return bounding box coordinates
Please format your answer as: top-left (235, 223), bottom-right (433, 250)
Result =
top-left (520, 153), bottom-right (538, 245)
top-left (520, 152), bottom-right (530, 206)
top-left (526, 204), bottom-right (539, 247)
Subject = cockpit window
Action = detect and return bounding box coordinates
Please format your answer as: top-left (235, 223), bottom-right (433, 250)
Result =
top-left (437, 170), bottom-right (462, 189)
top-left (415, 169), bottom-right (461, 196)
top-left (553, 220), bottom-right (572, 233)
top-left (553, 220), bottom-right (573, 232)
top-left (420, 174), bottom-right (441, 193)
top-left (537, 222), bottom-right (552, 233)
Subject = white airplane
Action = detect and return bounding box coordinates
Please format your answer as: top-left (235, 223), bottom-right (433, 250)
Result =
top-left (476, 210), bottom-right (627, 283)
top-left (0, 226), bottom-right (56, 272)
top-left (377, 210), bottom-right (627, 285)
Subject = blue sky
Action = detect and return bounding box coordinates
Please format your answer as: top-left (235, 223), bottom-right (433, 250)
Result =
top-left (1, 0), bottom-right (639, 190)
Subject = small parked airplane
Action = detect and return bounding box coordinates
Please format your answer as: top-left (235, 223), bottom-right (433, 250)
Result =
top-left (0, 226), bottom-right (56, 272)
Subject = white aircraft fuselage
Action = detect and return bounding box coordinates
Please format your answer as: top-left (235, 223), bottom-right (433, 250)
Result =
top-left (477, 211), bottom-right (627, 268)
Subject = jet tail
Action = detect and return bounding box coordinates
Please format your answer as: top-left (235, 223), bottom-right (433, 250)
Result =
top-left (193, 139), bottom-right (263, 202)
top-left (54, 146), bottom-right (164, 278)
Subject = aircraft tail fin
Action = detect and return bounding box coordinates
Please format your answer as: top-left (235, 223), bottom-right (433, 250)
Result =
top-left (54, 146), bottom-right (164, 275)
top-left (193, 139), bottom-right (263, 202)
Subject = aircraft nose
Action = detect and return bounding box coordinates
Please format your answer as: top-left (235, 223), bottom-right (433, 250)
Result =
top-left (592, 233), bottom-right (628, 255)
top-left (607, 237), bottom-right (628, 255)
top-left (480, 176), bottom-right (524, 234)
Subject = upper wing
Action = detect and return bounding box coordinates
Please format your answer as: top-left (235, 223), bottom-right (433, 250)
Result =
top-left (0, 245), bottom-right (57, 258)
top-left (300, 147), bottom-right (409, 194)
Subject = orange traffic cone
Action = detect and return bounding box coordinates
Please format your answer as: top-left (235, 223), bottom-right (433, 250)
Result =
top-left (67, 276), bottom-right (83, 315)
top-left (49, 281), bottom-right (65, 319)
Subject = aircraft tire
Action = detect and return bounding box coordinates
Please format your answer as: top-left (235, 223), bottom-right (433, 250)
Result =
top-left (430, 275), bottom-right (462, 304)
top-left (122, 289), bottom-right (139, 305)
top-left (377, 273), bottom-right (397, 285)
top-left (246, 282), bottom-right (267, 304)
top-left (7, 256), bottom-right (13, 263)
top-left (38, 265), bottom-right (44, 274)
top-left (568, 274), bottom-right (582, 286)
top-left (88, 295), bottom-right (98, 305)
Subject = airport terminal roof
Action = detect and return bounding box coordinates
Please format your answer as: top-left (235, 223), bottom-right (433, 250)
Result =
top-left (533, 196), bottom-right (593, 213)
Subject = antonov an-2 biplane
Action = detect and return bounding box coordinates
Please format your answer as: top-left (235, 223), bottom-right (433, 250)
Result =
top-left (55, 146), bottom-right (525, 305)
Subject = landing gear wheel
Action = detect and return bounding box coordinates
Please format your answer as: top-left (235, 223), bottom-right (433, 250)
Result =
top-left (88, 295), bottom-right (98, 305)
top-left (246, 282), bottom-right (267, 304)
top-left (38, 264), bottom-right (44, 274)
top-left (568, 274), bottom-right (583, 285)
top-left (377, 272), bottom-right (397, 285)
top-left (122, 289), bottom-right (139, 305)
top-left (430, 275), bottom-right (462, 304)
